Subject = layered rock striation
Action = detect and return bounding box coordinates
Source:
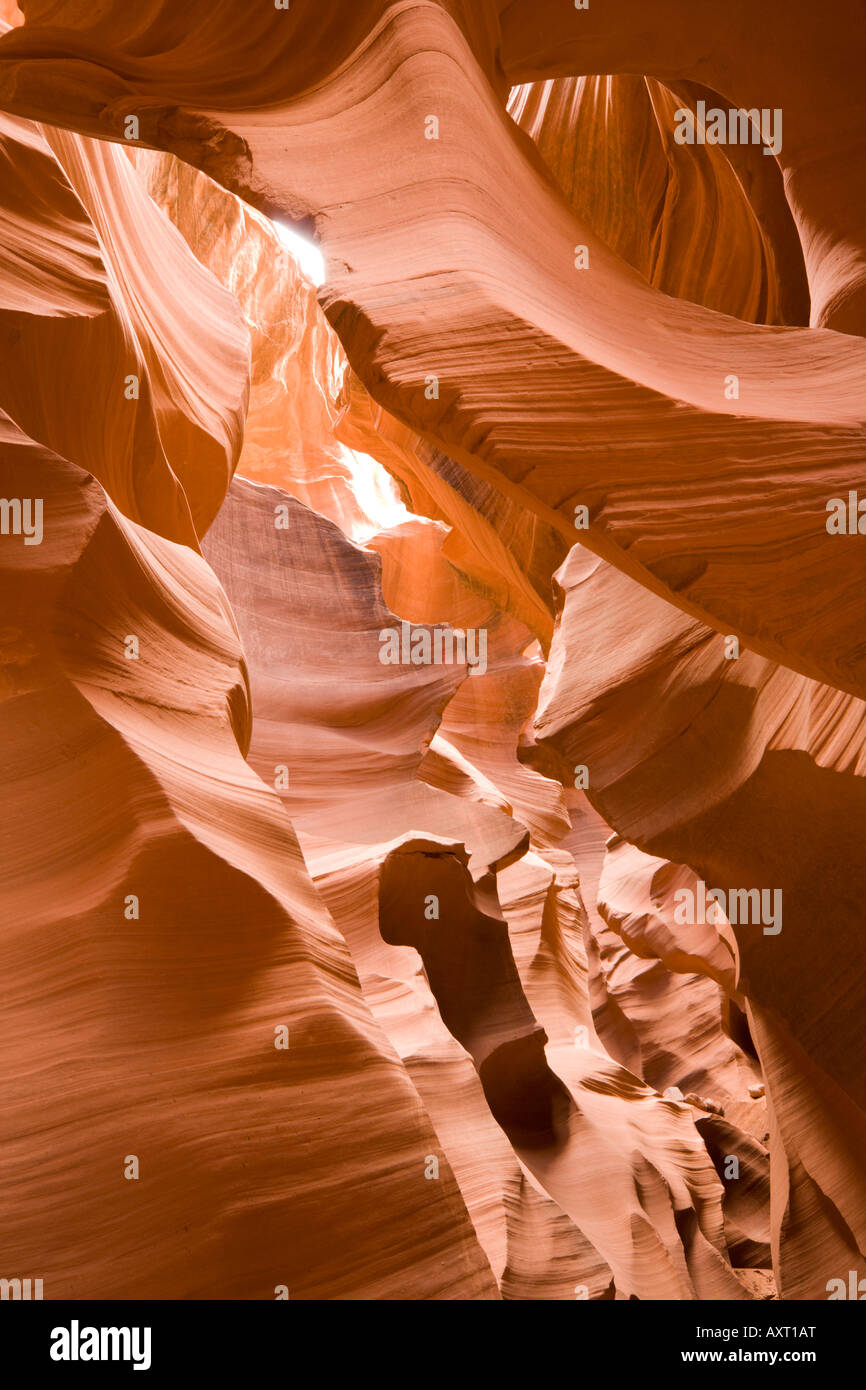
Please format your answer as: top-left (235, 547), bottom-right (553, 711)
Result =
top-left (0, 0), bottom-right (863, 1300)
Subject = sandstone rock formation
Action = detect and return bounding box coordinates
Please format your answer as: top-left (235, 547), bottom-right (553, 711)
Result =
top-left (0, 0), bottom-right (863, 1301)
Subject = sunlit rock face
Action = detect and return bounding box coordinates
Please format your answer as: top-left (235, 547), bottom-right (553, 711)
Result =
top-left (0, 0), bottom-right (863, 1302)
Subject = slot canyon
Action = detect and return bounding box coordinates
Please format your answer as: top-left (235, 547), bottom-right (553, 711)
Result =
top-left (0, 0), bottom-right (864, 1306)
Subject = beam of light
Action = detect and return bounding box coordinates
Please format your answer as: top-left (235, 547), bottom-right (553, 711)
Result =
top-left (340, 446), bottom-right (414, 540)
top-left (271, 220), bottom-right (326, 286)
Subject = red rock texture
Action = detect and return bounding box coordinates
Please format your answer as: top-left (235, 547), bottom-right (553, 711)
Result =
top-left (0, 0), bottom-right (864, 1301)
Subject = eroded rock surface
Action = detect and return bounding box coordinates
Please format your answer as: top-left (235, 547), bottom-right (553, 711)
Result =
top-left (1, 0), bottom-right (863, 1300)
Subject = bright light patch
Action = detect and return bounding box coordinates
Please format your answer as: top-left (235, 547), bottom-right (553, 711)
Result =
top-left (272, 220), bottom-right (326, 286)
top-left (341, 446), bottom-right (414, 539)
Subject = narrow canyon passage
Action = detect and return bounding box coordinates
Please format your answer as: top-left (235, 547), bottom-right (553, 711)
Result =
top-left (0, 0), bottom-right (864, 1316)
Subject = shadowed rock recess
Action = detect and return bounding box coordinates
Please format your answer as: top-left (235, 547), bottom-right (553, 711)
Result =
top-left (0, 0), bottom-right (863, 1301)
